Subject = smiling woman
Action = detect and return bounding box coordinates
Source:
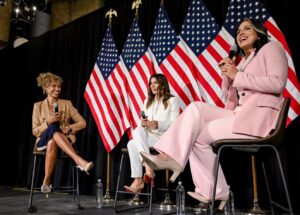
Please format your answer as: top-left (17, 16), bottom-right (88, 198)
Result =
top-left (140, 18), bottom-right (288, 210)
top-left (32, 72), bottom-right (94, 193)
top-left (124, 73), bottom-right (180, 193)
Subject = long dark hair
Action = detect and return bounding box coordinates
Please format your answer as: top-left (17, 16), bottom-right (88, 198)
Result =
top-left (146, 73), bottom-right (173, 109)
top-left (234, 18), bottom-right (270, 57)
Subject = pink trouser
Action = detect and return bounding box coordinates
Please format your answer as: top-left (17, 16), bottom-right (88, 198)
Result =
top-left (154, 102), bottom-right (256, 199)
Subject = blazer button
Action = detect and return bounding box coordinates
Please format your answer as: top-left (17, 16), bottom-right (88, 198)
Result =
top-left (241, 92), bottom-right (245, 96)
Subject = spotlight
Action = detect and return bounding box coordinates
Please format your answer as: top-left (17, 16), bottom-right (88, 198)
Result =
top-left (30, 5), bottom-right (37, 19)
top-left (0, 0), bottom-right (7, 6)
top-left (12, 4), bottom-right (37, 23)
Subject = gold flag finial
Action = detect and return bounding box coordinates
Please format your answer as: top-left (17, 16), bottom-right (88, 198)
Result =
top-left (132, 0), bottom-right (142, 18)
top-left (105, 9), bottom-right (117, 27)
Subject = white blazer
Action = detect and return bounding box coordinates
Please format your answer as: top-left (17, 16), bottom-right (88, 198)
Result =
top-left (141, 96), bottom-right (180, 138)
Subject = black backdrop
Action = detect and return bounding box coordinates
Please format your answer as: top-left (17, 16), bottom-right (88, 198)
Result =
top-left (0, 0), bottom-right (299, 212)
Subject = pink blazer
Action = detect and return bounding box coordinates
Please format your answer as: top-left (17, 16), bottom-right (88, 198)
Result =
top-left (222, 41), bottom-right (288, 137)
top-left (32, 98), bottom-right (86, 144)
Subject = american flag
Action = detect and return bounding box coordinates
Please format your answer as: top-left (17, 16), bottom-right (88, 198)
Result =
top-left (120, 18), bottom-right (154, 129)
top-left (84, 27), bottom-right (131, 152)
top-left (221, 0), bottom-right (300, 124)
top-left (180, 0), bottom-right (225, 107)
top-left (148, 6), bottom-right (201, 110)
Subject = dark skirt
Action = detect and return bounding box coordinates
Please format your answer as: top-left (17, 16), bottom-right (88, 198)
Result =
top-left (36, 124), bottom-right (61, 151)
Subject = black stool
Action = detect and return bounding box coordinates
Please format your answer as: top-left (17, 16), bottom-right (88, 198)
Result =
top-left (114, 148), bottom-right (153, 213)
top-left (28, 146), bottom-right (81, 213)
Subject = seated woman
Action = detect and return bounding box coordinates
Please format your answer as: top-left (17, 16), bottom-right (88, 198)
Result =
top-left (32, 72), bottom-right (94, 193)
top-left (124, 74), bottom-right (180, 193)
top-left (141, 18), bottom-right (288, 210)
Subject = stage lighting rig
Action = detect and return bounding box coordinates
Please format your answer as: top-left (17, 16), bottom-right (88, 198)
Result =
top-left (0, 0), bottom-right (7, 6)
top-left (11, 0), bottom-right (47, 23)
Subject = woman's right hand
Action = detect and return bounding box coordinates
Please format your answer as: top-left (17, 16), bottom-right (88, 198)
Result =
top-left (46, 112), bottom-right (60, 125)
top-left (141, 118), bottom-right (148, 127)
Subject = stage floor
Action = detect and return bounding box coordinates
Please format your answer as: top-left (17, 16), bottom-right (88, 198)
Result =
top-left (0, 186), bottom-right (290, 214)
top-left (0, 186), bottom-right (210, 214)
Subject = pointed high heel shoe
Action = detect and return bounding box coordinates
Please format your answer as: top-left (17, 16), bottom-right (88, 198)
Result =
top-left (76, 161), bottom-right (94, 175)
top-left (124, 182), bottom-right (145, 193)
top-left (140, 152), bottom-right (182, 183)
top-left (187, 191), bottom-right (229, 210)
top-left (41, 184), bottom-right (52, 194)
top-left (143, 172), bottom-right (156, 184)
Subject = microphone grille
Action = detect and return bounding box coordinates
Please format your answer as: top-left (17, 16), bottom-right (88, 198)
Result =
top-left (54, 102), bottom-right (59, 112)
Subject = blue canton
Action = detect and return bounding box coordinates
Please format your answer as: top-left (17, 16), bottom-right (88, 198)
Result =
top-left (96, 27), bottom-right (119, 80)
top-left (181, 0), bottom-right (219, 56)
top-left (149, 6), bottom-right (179, 65)
top-left (223, 0), bottom-right (270, 36)
top-left (121, 18), bottom-right (147, 71)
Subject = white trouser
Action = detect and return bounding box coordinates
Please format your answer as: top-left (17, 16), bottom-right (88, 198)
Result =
top-left (127, 126), bottom-right (159, 178)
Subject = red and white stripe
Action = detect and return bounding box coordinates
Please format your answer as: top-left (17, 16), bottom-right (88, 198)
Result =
top-left (148, 40), bottom-right (202, 111)
top-left (84, 62), bottom-right (130, 152)
top-left (121, 51), bottom-right (154, 129)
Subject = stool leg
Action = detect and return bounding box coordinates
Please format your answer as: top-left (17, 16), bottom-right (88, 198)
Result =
top-left (261, 162), bottom-right (274, 215)
top-left (149, 180), bottom-right (153, 213)
top-left (74, 163), bottom-right (82, 209)
top-left (275, 149), bottom-right (293, 214)
top-left (271, 147), bottom-right (293, 214)
top-left (210, 149), bottom-right (222, 215)
top-left (28, 155), bottom-right (37, 213)
top-left (72, 165), bottom-right (75, 202)
top-left (114, 152), bottom-right (125, 211)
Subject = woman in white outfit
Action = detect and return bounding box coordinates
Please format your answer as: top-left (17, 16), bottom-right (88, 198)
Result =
top-left (124, 74), bottom-right (180, 193)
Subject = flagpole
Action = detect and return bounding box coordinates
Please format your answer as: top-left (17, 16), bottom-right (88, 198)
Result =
top-left (103, 8), bottom-right (117, 205)
top-left (159, 170), bottom-right (176, 211)
top-left (127, 0), bottom-right (145, 207)
top-left (131, 0), bottom-right (141, 19)
top-left (240, 156), bottom-right (265, 215)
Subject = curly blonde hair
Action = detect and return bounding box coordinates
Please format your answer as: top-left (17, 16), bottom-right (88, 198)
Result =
top-left (36, 72), bottom-right (63, 94)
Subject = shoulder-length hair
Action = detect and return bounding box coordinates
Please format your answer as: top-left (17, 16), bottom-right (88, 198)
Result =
top-left (146, 73), bottom-right (173, 109)
top-left (234, 18), bottom-right (270, 57)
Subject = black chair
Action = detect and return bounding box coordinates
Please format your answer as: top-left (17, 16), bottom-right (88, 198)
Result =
top-left (114, 148), bottom-right (153, 213)
top-left (28, 144), bottom-right (81, 213)
top-left (210, 98), bottom-right (293, 215)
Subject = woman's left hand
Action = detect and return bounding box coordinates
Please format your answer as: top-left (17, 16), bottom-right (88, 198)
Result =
top-left (62, 126), bottom-right (72, 135)
top-left (147, 120), bottom-right (158, 129)
top-left (219, 57), bottom-right (238, 80)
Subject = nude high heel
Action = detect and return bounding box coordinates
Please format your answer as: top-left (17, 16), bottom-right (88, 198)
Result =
top-left (140, 152), bottom-right (182, 183)
top-left (218, 199), bottom-right (228, 210)
top-left (41, 184), bottom-right (52, 194)
top-left (187, 191), bottom-right (229, 210)
top-left (76, 161), bottom-right (94, 175)
top-left (124, 182), bottom-right (145, 193)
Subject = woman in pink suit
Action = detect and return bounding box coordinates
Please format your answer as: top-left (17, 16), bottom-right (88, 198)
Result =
top-left (140, 18), bottom-right (288, 210)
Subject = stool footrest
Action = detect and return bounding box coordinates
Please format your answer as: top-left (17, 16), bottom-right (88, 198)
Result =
top-left (116, 190), bottom-right (152, 196)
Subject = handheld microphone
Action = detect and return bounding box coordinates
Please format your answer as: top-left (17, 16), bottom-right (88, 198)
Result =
top-left (54, 102), bottom-right (59, 113)
top-left (228, 44), bottom-right (237, 59)
top-left (140, 110), bottom-right (147, 119)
